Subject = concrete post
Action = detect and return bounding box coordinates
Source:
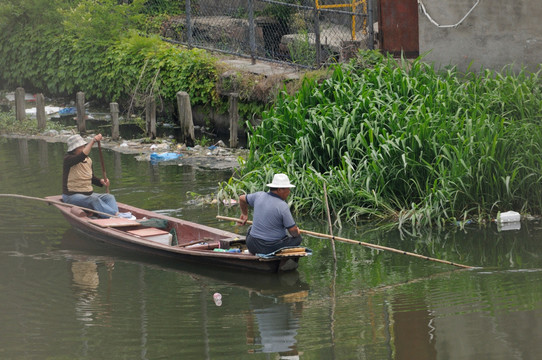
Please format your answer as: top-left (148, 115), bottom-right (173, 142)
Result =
top-left (35, 93), bottom-right (46, 131)
top-left (314, 5), bottom-right (321, 67)
top-left (76, 92), bottom-right (86, 133)
top-left (15, 87), bottom-right (25, 121)
top-left (110, 102), bottom-right (119, 140)
top-left (176, 91), bottom-right (195, 147)
top-left (229, 93), bottom-right (239, 148)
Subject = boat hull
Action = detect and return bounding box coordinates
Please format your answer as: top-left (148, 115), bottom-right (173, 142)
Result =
top-left (47, 196), bottom-right (302, 273)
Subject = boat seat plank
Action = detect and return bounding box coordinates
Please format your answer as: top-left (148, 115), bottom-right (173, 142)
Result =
top-left (88, 218), bottom-right (141, 228)
top-left (127, 228), bottom-right (169, 237)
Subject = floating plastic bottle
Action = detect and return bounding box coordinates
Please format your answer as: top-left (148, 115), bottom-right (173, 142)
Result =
top-left (213, 292), bottom-right (222, 306)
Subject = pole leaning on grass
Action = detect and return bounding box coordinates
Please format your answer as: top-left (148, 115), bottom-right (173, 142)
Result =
top-left (216, 215), bottom-right (474, 269)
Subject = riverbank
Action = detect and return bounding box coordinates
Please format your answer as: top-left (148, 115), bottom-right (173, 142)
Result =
top-left (2, 130), bottom-right (246, 171)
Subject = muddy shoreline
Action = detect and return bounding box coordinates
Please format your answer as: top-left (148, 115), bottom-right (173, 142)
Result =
top-left (2, 131), bottom-right (246, 171)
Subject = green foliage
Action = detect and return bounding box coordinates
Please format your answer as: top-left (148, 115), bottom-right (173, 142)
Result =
top-left (0, 0), bottom-right (219, 113)
top-left (0, 0), bottom-right (66, 27)
top-left (143, 0), bottom-right (184, 16)
top-left (219, 54), bottom-right (542, 229)
top-left (287, 30), bottom-right (316, 66)
top-left (0, 111), bottom-right (66, 135)
top-left (102, 32), bottom-right (220, 106)
top-left (195, 135), bottom-right (212, 147)
top-left (61, 0), bottom-right (146, 44)
top-left (259, 0), bottom-right (299, 26)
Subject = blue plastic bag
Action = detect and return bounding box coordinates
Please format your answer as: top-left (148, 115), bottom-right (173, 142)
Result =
top-left (150, 152), bottom-right (182, 164)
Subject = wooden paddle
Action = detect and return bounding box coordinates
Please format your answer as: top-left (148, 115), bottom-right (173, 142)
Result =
top-left (215, 215), bottom-right (474, 269)
top-left (96, 140), bottom-right (109, 193)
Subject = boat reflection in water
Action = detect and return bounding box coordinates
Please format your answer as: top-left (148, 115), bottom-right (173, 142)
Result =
top-left (60, 228), bottom-right (308, 358)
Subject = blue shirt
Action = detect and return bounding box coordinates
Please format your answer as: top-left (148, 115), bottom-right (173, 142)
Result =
top-left (246, 191), bottom-right (296, 241)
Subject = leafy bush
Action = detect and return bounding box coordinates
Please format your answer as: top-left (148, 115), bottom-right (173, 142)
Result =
top-left (0, 0), bottom-right (220, 114)
top-left (0, 110), bottom-right (65, 135)
top-left (220, 53), bottom-right (542, 228)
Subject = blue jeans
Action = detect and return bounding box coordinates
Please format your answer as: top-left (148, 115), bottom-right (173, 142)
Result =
top-left (62, 193), bottom-right (118, 218)
top-left (246, 226), bottom-right (302, 255)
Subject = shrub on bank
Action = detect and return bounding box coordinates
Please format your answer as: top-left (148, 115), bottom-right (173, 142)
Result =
top-left (219, 53), bottom-right (542, 228)
top-left (0, 1), bottom-right (220, 113)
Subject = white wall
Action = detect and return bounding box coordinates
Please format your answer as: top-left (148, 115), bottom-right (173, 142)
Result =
top-left (418, 0), bottom-right (542, 72)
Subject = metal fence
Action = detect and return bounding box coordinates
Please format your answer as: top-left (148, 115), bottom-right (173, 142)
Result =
top-left (161, 0), bottom-right (375, 68)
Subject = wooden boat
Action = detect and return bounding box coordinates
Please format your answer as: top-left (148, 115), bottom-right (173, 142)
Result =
top-left (46, 195), bottom-right (310, 273)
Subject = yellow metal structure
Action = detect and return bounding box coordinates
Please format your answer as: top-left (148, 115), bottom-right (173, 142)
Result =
top-left (315, 0), bottom-right (367, 40)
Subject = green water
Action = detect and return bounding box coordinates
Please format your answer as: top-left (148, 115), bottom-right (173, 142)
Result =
top-left (1, 137), bottom-right (542, 359)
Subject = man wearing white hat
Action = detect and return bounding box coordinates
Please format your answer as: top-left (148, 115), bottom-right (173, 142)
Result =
top-left (238, 174), bottom-right (302, 254)
top-left (62, 133), bottom-right (123, 218)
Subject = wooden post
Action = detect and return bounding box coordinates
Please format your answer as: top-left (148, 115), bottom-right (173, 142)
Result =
top-left (110, 102), bottom-right (119, 140)
top-left (229, 93), bottom-right (239, 148)
top-left (145, 96), bottom-right (156, 139)
top-left (76, 91), bottom-right (86, 133)
top-left (35, 93), bottom-right (46, 131)
top-left (176, 91), bottom-right (195, 146)
top-left (15, 87), bottom-right (26, 121)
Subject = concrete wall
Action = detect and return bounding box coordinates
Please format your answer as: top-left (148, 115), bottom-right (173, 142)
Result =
top-left (418, 0), bottom-right (542, 72)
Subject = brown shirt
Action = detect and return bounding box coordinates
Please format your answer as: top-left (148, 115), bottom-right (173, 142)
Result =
top-left (62, 152), bottom-right (102, 195)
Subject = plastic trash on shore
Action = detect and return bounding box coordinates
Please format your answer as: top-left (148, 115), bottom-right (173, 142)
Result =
top-left (150, 152), bottom-right (182, 164)
top-left (497, 211), bottom-right (521, 223)
top-left (59, 107), bottom-right (77, 116)
top-left (25, 106), bottom-right (61, 116)
top-left (496, 211), bottom-right (521, 232)
top-left (222, 199), bottom-right (238, 206)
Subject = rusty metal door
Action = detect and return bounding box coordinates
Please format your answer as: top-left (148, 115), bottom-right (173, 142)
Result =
top-left (379, 0), bottom-right (419, 57)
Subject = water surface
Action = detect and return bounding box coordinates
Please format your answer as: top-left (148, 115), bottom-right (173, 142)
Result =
top-left (1, 137), bottom-right (542, 359)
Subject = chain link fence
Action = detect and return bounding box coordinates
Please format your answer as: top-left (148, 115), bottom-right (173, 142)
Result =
top-left (160, 0), bottom-right (375, 68)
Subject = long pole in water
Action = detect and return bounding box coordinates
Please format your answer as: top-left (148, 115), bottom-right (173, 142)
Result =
top-left (216, 215), bottom-right (474, 269)
top-left (0, 194), bottom-right (118, 218)
top-left (323, 183), bottom-right (337, 262)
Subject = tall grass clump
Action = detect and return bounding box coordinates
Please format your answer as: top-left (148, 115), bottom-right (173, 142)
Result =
top-left (220, 52), bottom-right (542, 228)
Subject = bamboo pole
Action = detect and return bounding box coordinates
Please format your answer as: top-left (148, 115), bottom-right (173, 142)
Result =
top-left (0, 194), bottom-right (118, 218)
top-left (96, 141), bottom-right (109, 193)
top-left (216, 215), bottom-right (474, 269)
top-left (323, 183), bottom-right (337, 262)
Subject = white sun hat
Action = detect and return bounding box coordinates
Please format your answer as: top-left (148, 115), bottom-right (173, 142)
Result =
top-left (67, 134), bottom-right (87, 152)
top-left (266, 174), bottom-right (295, 188)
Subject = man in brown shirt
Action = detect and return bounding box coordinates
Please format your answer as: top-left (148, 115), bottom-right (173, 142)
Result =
top-left (62, 134), bottom-right (120, 218)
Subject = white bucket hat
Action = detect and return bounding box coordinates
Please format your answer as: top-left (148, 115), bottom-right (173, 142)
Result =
top-left (266, 174), bottom-right (295, 188)
top-left (67, 134), bottom-right (87, 152)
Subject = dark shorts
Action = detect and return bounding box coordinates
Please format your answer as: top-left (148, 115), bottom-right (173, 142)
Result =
top-left (246, 226), bottom-right (302, 255)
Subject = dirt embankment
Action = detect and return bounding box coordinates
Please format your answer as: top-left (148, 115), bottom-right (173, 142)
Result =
top-left (3, 130), bottom-right (246, 171)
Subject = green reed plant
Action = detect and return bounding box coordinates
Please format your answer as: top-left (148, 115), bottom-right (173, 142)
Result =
top-left (220, 53), bottom-right (542, 228)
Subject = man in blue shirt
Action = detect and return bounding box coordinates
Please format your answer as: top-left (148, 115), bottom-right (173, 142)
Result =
top-left (238, 174), bottom-right (302, 254)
